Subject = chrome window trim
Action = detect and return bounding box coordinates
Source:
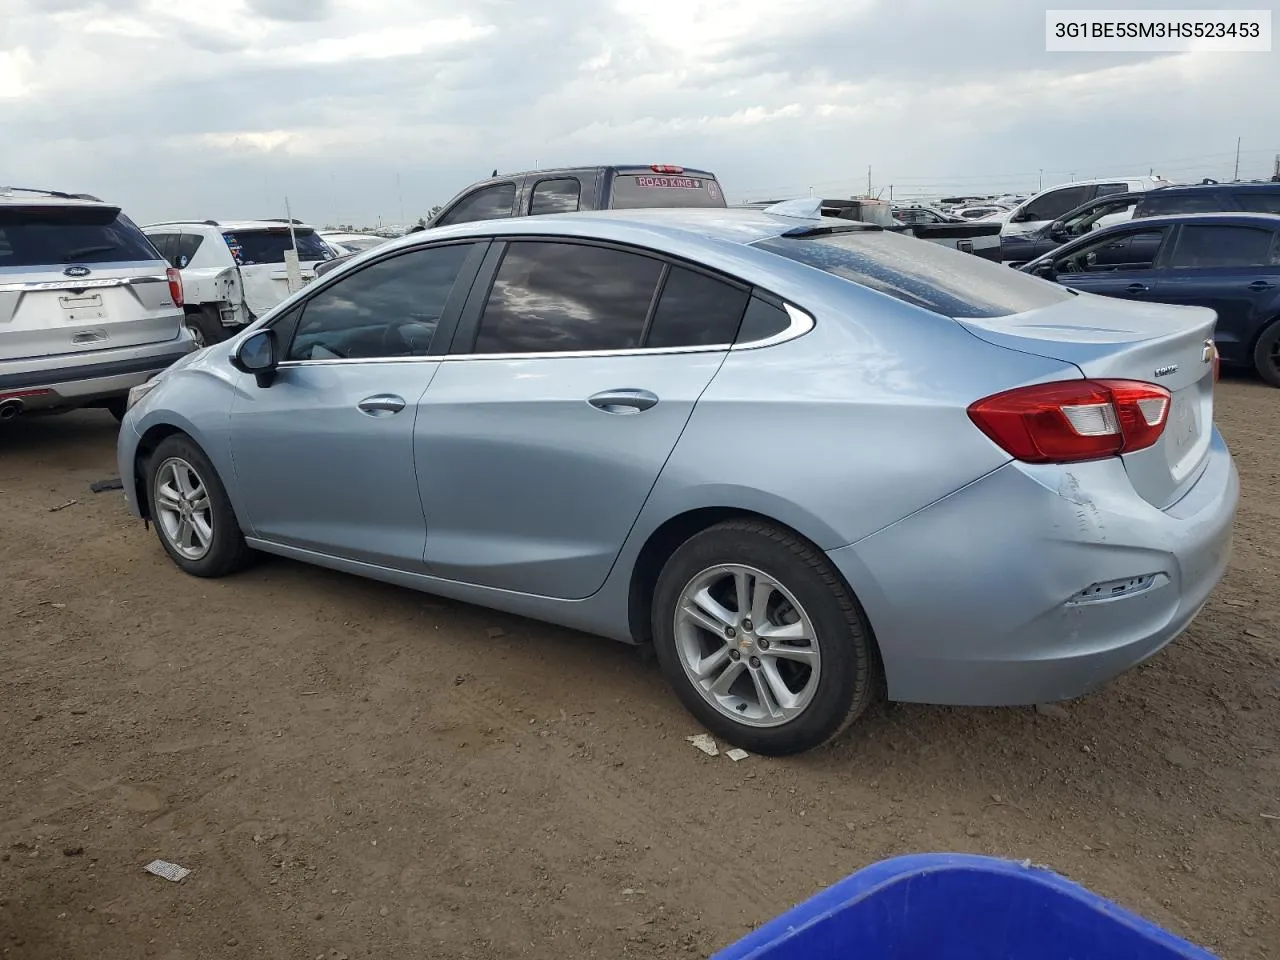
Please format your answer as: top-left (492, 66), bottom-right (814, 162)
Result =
top-left (729, 302), bottom-right (815, 351)
top-left (271, 302), bottom-right (814, 367)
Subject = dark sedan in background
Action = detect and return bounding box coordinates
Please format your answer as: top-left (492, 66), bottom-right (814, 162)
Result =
top-left (1021, 212), bottom-right (1280, 385)
top-left (1003, 181), bottom-right (1280, 268)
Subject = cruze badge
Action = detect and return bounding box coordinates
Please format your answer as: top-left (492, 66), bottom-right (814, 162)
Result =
top-left (1153, 364), bottom-right (1178, 378)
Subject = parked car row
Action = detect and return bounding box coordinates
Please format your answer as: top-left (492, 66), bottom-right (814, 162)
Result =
top-left (117, 196), bottom-right (1238, 755)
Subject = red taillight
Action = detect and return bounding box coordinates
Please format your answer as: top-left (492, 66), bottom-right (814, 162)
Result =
top-left (650, 164), bottom-right (684, 174)
top-left (967, 379), bottom-right (1171, 464)
top-left (166, 266), bottom-right (184, 308)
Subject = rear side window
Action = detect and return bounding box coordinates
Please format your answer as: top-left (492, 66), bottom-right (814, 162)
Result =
top-left (438, 183), bottom-right (517, 225)
top-left (1021, 186), bottom-right (1091, 222)
top-left (1167, 225), bottom-right (1278, 268)
top-left (148, 232), bottom-right (180, 266)
top-left (1138, 193), bottom-right (1227, 216)
top-left (1235, 193), bottom-right (1280, 214)
top-left (474, 241), bottom-right (662, 353)
top-left (177, 234), bottom-right (204, 266)
top-left (754, 229), bottom-right (1073, 319)
top-left (1093, 183), bottom-right (1129, 197)
top-left (529, 179), bottom-right (581, 216)
top-left (645, 267), bottom-right (749, 348)
top-left (609, 174), bottom-right (726, 210)
top-left (0, 206), bottom-right (160, 267)
top-left (222, 229), bottom-right (332, 266)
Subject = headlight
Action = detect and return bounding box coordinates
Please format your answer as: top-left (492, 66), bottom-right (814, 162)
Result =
top-left (126, 374), bottom-right (165, 412)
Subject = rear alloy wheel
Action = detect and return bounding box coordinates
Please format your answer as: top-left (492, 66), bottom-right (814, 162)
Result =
top-left (652, 519), bottom-right (878, 756)
top-left (147, 435), bottom-right (253, 577)
top-left (1253, 321), bottom-right (1280, 388)
top-left (185, 305), bottom-right (228, 347)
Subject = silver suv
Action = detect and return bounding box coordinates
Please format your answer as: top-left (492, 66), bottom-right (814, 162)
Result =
top-left (0, 188), bottom-right (193, 422)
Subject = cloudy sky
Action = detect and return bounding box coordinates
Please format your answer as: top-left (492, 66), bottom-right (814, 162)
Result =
top-left (3, 0), bottom-right (1277, 227)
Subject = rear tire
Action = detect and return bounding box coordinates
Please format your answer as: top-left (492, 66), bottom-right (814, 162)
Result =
top-left (651, 519), bottom-right (879, 756)
top-left (185, 305), bottom-right (228, 347)
top-left (1253, 320), bottom-right (1280, 387)
top-left (146, 435), bottom-right (253, 577)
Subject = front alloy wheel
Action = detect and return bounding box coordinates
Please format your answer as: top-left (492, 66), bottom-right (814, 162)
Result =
top-left (153, 457), bottom-right (214, 560)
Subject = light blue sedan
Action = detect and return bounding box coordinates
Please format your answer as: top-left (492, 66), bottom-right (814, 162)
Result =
top-left (117, 203), bottom-right (1238, 755)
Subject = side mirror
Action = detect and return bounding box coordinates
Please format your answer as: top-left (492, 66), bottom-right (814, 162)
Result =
top-left (232, 329), bottom-right (278, 387)
top-left (1031, 261), bottom-right (1058, 281)
top-left (1048, 221), bottom-right (1069, 240)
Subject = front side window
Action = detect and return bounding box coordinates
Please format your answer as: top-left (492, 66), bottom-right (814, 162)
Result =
top-left (754, 229), bottom-right (1072, 319)
top-left (1021, 186), bottom-right (1091, 222)
top-left (1235, 193), bottom-right (1280, 214)
top-left (1057, 230), bottom-right (1166, 273)
top-left (1166, 225), bottom-right (1278, 268)
top-left (529, 179), bottom-right (581, 216)
top-left (438, 183), bottom-right (517, 225)
top-left (1137, 193), bottom-right (1227, 217)
top-left (286, 243), bottom-right (475, 361)
top-left (473, 242), bottom-right (662, 354)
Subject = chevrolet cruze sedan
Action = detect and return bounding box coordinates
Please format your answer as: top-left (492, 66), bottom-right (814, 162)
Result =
top-left (118, 205), bottom-right (1238, 755)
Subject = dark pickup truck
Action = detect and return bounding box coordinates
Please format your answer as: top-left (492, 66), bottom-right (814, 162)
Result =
top-left (316, 164), bottom-right (727, 276)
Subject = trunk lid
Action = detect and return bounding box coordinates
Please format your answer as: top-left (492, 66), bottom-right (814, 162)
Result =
top-left (958, 292), bottom-right (1218, 509)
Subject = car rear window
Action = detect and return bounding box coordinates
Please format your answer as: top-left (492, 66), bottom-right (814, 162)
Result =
top-left (753, 228), bottom-right (1073, 319)
top-left (609, 174), bottom-right (727, 210)
top-left (0, 205), bottom-right (160, 267)
top-left (222, 228), bottom-right (333, 266)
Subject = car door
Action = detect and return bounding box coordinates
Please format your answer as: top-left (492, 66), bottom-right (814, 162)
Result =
top-left (1155, 223), bottom-right (1280, 363)
top-left (228, 240), bottom-right (487, 568)
top-left (416, 238), bottom-right (750, 600)
top-left (1049, 226), bottom-right (1169, 302)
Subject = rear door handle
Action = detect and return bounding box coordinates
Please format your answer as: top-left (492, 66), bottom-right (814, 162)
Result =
top-left (1247, 280), bottom-right (1276, 291)
top-left (587, 388), bottom-right (659, 415)
top-left (1125, 283), bottom-right (1149, 293)
top-left (357, 394), bottom-right (406, 416)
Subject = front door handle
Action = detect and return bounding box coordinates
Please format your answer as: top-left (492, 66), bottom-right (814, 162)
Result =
top-left (1247, 280), bottom-right (1276, 291)
top-left (587, 388), bottom-right (659, 415)
top-left (1125, 283), bottom-right (1149, 294)
top-left (357, 394), bottom-right (406, 416)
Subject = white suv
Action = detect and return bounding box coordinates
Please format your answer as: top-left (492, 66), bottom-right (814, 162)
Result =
top-left (143, 219), bottom-right (335, 345)
top-left (0, 188), bottom-right (192, 422)
top-left (1000, 176), bottom-right (1173, 238)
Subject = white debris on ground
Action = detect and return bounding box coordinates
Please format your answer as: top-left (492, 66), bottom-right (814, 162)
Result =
top-left (144, 860), bottom-right (191, 882)
top-left (685, 734), bottom-right (718, 756)
top-left (726, 748), bottom-right (749, 762)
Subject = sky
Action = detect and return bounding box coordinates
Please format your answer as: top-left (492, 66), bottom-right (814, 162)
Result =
top-left (2, 0), bottom-right (1278, 227)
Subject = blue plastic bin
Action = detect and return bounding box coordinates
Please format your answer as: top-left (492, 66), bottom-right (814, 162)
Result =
top-left (713, 854), bottom-right (1218, 959)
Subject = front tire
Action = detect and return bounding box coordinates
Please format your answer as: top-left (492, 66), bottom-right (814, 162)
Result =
top-left (1253, 320), bottom-right (1280, 387)
top-left (185, 305), bottom-right (229, 347)
top-left (146, 435), bottom-right (253, 577)
top-left (651, 519), bottom-right (879, 756)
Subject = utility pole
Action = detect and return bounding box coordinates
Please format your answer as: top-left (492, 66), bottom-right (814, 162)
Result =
top-left (867, 166), bottom-right (872, 198)
top-left (1233, 137), bottom-right (1241, 181)
top-left (1039, 169), bottom-right (1043, 190)
top-left (1273, 153), bottom-right (1280, 181)
top-left (889, 184), bottom-right (894, 203)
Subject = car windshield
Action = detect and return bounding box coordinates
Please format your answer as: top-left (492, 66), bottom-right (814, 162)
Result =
top-left (0, 206), bottom-right (160, 267)
top-left (754, 228), bottom-right (1073, 319)
top-left (609, 174), bottom-right (727, 209)
top-left (222, 228), bottom-right (333, 265)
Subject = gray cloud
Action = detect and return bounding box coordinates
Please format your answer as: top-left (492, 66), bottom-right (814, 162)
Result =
top-left (245, 0), bottom-right (336, 22)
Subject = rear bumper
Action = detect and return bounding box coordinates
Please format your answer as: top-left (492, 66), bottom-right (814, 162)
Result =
top-left (828, 430), bottom-right (1238, 706)
top-left (0, 337), bottom-right (195, 411)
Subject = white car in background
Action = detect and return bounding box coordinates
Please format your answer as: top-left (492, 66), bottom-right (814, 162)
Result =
top-left (319, 231), bottom-right (390, 256)
top-left (1000, 176), bottom-right (1172, 239)
top-left (143, 218), bottom-right (335, 345)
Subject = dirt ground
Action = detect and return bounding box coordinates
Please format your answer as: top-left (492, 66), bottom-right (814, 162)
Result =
top-left (1, 374), bottom-right (1277, 960)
